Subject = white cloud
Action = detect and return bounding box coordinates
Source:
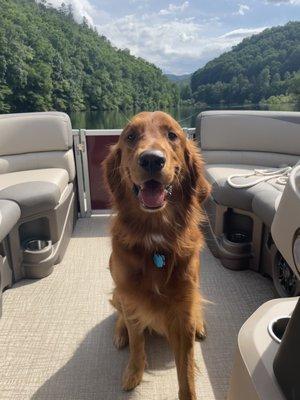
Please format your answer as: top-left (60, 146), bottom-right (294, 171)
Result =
top-left (96, 13), bottom-right (267, 74)
top-left (38, 0), bottom-right (95, 24)
top-left (159, 1), bottom-right (189, 15)
top-left (266, 0), bottom-right (300, 4)
top-left (221, 27), bottom-right (267, 39)
top-left (235, 4), bottom-right (250, 15)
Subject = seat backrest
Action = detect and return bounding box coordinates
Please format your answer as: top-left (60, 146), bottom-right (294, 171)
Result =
top-left (196, 111), bottom-right (300, 167)
top-left (0, 112), bottom-right (75, 181)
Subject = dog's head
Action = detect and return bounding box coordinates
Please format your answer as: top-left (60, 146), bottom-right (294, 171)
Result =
top-left (103, 111), bottom-right (210, 213)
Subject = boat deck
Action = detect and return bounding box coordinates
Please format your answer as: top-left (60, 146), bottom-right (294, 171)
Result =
top-left (0, 217), bottom-right (274, 400)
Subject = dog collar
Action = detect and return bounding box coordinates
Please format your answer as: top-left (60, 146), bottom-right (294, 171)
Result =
top-left (153, 252), bottom-right (166, 269)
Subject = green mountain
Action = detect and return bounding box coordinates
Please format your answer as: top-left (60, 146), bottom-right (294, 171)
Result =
top-left (165, 74), bottom-right (191, 84)
top-left (165, 74), bottom-right (193, 103)
top-left (0, 0), bottom-right (179, 113)
top-left (190, 21), bottom-right (300, 105)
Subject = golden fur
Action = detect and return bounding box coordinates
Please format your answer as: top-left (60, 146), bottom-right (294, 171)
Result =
top-left (103, 111), bottom-right (211, 400)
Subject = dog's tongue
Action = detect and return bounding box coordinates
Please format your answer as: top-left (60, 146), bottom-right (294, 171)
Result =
top-left (139, 180), bottom-right (165, 208)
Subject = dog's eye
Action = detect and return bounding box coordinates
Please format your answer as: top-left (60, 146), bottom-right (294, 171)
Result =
top-left (127, 133), bottom-right (136, 143)
top-left (168, 131), bottom-right (177, 141)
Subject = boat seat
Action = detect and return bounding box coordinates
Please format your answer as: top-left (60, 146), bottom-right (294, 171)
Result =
top-left (0, 168), bottom-right (69, 218)
top-left (206, 163), bottom-right (294, 227)
top-left (198, 110), bottom-right (300, 275)
top-left (228, 297), bottom-right (298, 400)
top-left (206, 164), bottom-right (265, 211)
top-left (0, 112), bottom-right (76, 286)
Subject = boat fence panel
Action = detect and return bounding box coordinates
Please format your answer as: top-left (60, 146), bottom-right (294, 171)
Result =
top-left (84, 130), bottom-right (121, 214)
top-left (76, 128), bottom-right (194, 216)
top-left (79, 129), bottom-right (92, 216)
top-left (183, 127), bottom-right (196, 140)
top-left (72, 129), bottom-right (94, 217)
top-left (72, 130), bottom-right (86, 218)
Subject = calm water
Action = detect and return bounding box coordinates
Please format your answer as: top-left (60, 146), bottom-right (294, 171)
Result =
top-left (70, 103), bottom-right (299, 130)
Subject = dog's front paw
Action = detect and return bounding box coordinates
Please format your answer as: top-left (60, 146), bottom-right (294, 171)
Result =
top-left (122, 363), bottom-right (144, 391)
top-left (195, 321), bottom-right (207, 341)
top-left (113, 329), bottom-right (129, 349)
top-left (113, 316), bottom-right (129, 349)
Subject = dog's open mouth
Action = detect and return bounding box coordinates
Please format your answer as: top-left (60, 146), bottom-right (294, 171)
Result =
top-left (133, 180), bottom-right (172, 210)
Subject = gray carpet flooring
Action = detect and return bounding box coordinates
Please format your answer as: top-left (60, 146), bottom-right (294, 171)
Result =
top-left (0, 216), bottom-right (274, 400)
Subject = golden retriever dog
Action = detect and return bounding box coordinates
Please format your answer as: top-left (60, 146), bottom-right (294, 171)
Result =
top-left (103, 111), bottom-right (210, 400)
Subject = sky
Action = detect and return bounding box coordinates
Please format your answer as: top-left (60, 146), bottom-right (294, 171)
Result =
top-left (47, 0), bottom-right (300, 74)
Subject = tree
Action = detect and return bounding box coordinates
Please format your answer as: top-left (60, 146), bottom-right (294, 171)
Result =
top-left (189, 21), bottom-right (300, 105)
top-left (0, 0), bottom-right (178, 113)
top-left (180, 84), bottom-right (192, 101)
top-left (288, 72), bottom-right (300, 99)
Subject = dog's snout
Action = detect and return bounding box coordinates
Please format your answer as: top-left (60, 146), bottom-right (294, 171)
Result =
top-left (138, 150), bottom-right (166, 174)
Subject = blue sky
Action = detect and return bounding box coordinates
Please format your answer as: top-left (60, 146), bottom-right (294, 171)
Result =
top-left (48, 0), bottom-right (300, 74)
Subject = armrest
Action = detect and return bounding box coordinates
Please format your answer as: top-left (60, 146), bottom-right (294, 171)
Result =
top-left (0, 200), bottom-right (21, 242)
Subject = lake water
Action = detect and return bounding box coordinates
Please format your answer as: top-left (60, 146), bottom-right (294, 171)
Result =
top-left (70, 102), bottom-right (299, 130)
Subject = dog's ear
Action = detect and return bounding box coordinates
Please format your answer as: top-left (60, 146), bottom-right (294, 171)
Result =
top-left (184, 139), bottom-right (211, 203)
top-left (103, 144), bottom-right (123, 202)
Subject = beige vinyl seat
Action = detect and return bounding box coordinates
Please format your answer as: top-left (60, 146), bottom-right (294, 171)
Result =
top-left (0, 168), bottom-right (69, 218)
top-left (206, 164), bottom-right (284, 226)
top-left (0, 112), bottom-right (77, 291)
top-left (229, 166), bottom-right (300, 400)
top-left (197, 110), bottom-right (300, 285)
top-left (228, 297), bottom-right (298, 400)
top-left (200, 111), bottom-right (300, 227)
top-left (206, 164), bottom-right (284, 219)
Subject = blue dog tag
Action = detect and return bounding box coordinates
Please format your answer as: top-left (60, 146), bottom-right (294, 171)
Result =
top-left (153, 252), bottom-right (166, 269)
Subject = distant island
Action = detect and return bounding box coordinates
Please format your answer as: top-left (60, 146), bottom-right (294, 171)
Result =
top-left (174, 21), bottom-right (300, 107)
top-left (0, 1), bottom-right (299, 114)
top-left (0, 0), bottom-right (179, 113)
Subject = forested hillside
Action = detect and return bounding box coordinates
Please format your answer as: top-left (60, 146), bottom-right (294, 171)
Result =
top-left (191, 22), bottom-right (300, 105)
top-left (0, 0), bottom-right (179, 113)
top-left (165, 74), bottom-right (191, 84)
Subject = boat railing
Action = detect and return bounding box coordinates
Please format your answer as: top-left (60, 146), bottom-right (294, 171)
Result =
top-left (72, 128), bottom-right (196, 217)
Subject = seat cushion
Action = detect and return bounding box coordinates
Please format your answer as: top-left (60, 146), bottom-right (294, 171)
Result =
top-left (197, 110), bottom-right (300, 156)
top-left (205, 164), bottom-right (285, 218)
top-left (0, 112), bottom-right (72, 156)
top-left (0, 169), bottom-right (69, 218)
top-left (206, 164), bottom-right (267, 210)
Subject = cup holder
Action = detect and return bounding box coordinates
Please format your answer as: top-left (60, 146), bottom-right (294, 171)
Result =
top-left (222, 231), bottom-right (251, 254)
top-left (227, 231), bottom-right (250, 244)
top-left (23, 238), bottom-right (52, 266)
top-left (268, 316), bottom-right (291, 344)
top-left (22, 238), bottom-right (53, 279)
top-left (24, 239), bottom-right (50, 252)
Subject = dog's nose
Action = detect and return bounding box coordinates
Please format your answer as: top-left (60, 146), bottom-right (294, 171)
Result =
top-left (138, 150), bottom-right (166, 174)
